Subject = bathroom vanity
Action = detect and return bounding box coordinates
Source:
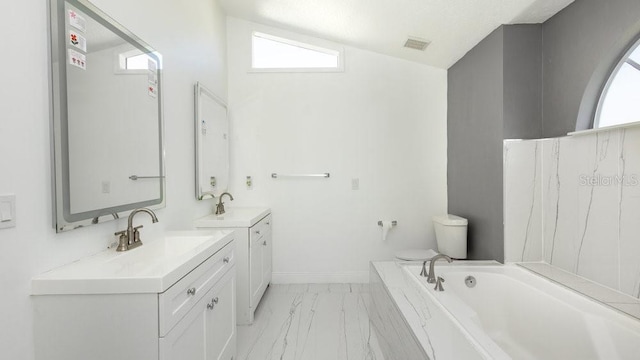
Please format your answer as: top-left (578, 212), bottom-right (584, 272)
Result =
top-left (195, 207), bottom-right (271, 325)
top-left (31, 231), bottom-right (236, 360)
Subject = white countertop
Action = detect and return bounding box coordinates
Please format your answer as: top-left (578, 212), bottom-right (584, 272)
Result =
top-left (194, 207), bottom-right (270, 228)
top-left (31, 230), bottom-right (234, 295)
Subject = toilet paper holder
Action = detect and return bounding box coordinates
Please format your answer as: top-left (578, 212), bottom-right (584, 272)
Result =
top-left (377, 220), bottom-right (397, 226)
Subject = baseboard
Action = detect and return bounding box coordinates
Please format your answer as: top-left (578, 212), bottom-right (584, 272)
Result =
top-left (271, 271), bottom-right (369, 284)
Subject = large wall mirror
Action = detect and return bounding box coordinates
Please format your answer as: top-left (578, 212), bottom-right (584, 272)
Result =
top-left (194, 83), bottom-right (229, 200)
top-left (49, 0), bottom-right (165, 232)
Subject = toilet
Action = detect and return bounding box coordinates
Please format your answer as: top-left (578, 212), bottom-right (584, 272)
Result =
top-left (432, 214), bottom-right (468, 259)
top-left (394, 214), bottom-right (468, 261)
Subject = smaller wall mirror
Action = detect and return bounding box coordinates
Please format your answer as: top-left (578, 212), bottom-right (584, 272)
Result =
top-left (195, 83), bottom-right (229, 200)
top-left (595, 37), bottom-right (640, 128)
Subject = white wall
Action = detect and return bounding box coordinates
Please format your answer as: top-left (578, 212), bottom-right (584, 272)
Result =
top-left (227, 18), bottom-right (448, 283)
top-left (0, 0), bottom-right (227, 358)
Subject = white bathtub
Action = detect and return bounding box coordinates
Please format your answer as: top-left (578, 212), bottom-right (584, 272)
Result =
top-left (404, 264), bottom-right (640, 360)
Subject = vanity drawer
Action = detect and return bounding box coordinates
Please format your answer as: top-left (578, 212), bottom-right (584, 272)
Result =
top-left (249, 215), bottom-right (272, 246)
top-left (158, 241), bottom-right (235, 336)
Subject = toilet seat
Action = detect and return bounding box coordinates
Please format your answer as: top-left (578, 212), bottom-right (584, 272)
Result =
top-left (395, 249), bottom-right (438, 261)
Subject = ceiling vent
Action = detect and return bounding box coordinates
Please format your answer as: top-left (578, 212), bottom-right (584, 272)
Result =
top-left (404, 37), bottom-right (430, 51)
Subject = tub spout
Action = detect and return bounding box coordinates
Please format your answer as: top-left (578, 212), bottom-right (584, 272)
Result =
top-left (427, 253), bottom-right (452, 284)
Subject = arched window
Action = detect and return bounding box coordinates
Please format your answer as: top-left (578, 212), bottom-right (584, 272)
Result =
top-left (595, 39), bottom-right (640, 128)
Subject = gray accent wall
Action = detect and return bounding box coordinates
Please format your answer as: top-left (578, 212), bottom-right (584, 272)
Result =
top-left (448, 0), bottom-right (640, 261)
top-left (504, 25), bottom-right (543, 139)
top-left (448, 25), bottom-right (542, 261)
top-left (542, 0), bottom-right (640, 137)
top-left (448, 27), bottom-right (504, 262)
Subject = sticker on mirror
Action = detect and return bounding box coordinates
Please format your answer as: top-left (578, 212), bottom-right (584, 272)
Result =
top-left (69, 30), bottom-right (86, 52)
top-left (68, 49), bottom-right (86, 70)
top-left (68, 10), bottom-right (86, 32)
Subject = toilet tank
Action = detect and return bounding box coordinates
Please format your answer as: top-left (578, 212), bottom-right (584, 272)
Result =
top-left (432, 215), bottom-right (468, 259)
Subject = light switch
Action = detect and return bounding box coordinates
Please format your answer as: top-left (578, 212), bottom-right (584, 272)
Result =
top-left (0, 202), bottom-right (10, 221)
top-left (101, 181), bottom-right (110, 194)
top-left (0, 194), bottom-right (16, 229)
top-left (352, 178), bottom-right (360, 190)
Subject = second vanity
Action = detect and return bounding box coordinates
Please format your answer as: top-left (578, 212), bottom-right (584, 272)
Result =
top-left (195, 207), bottom-right (272, 325)
top-left (31, 230), bottom-right (236, 360)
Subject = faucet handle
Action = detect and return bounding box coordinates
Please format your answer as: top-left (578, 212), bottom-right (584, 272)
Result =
top-left (215, 202), bottom-right (226, 215)
top-left (420, 261), bottom-right (429, 277)
top-left (434, 277), bottom-right (445, 291)
top-left (132, 225), bottom-right (144, 243)
top-left (115, 230), bottom-right (128, 252)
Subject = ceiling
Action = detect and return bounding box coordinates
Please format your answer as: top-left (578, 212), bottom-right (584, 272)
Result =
top-left (219, 0), bottom-right (574, 69)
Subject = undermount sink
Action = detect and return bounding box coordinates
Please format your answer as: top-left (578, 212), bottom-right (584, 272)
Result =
top-left (194, 207), bottom-right (270, 228)
top-left (31, 230), bottom-right (234, 295)
top-left (108, 231), bottom-right (217, 263)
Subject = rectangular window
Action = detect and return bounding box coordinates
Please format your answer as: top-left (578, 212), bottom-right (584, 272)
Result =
top-left (251, 32), bottom-right (344, 72)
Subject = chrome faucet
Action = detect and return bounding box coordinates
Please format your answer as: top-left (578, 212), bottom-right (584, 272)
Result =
top-left (114, 208), bottom-right (159, 251)
top-left (420, 253), bottom-right (452, 283)
top-left (215, 192), bottom-right (234, 215)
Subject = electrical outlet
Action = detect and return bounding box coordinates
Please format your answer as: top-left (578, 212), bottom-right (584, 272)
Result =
top-left (246, 176), bottom-right (253, 190)
top-left (101, 181), bottom-right (110, 194)
top-left (0, 194), bottom-right (16, 229)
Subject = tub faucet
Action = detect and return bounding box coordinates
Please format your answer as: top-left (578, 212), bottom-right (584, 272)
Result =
top-left (115, 208), bottom-right (159, 251)
top-left (215, 192), bottom-right (234, 215)
top-left (424, 253), bottom-right (452, 283)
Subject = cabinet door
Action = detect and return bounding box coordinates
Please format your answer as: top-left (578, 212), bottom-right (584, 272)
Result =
top-left (249, 239), bottom-right (264, 306)
top-left (160, 287), bottom-right (212, 360)
top-left (206, 269), bottom-right (236, 360)
top-left (262, 231), bottom-right (272, 286)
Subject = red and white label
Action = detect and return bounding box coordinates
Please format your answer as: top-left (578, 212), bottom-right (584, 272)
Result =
top-left (68, 49), bottom-right (86, 70)
top-left (68, 10), bottom-right (86, 32)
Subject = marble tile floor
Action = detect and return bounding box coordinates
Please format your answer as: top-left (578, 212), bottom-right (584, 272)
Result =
top-left (236, 283), bottom-right (385, 360)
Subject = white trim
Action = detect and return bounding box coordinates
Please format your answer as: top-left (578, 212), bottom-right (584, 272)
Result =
top-left (568, 120), bottom-right (640, 137)
top-left (250, 30), bottom-right (345, 73)
top-left (271, 271), bottom-right (369, 284)
top-left (248, 67), bottom-right (344, 74)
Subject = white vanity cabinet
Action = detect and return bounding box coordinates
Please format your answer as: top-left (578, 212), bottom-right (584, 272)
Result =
top-left (249, 215), bottom-right (273, 311)
top-left (160, 268), bottom-right (236, 360)
top-left (31, 231), bottom-right (237, 360)
top-left (195, 207), bottom-right (272, 325)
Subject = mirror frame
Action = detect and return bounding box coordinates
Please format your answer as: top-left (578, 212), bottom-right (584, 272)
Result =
top-left (194, 82), bottom-right (229, 200)
top-left (48, 0), bottom-right (165, 232)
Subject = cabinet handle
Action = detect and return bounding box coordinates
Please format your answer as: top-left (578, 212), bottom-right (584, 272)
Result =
top-left (223, 256), bottom-right (230, 264)
top-left (256, 230), bottom-right (261, 235)
top-left (266, 221), bottom-right (270, 225)
top-left (213, 297), bottom-right (219, 304)
top-left (187, 287), bottom-right (196, 296)
top-left (207, 299), bottom-right (215, 310)
top-left (263, 240), bottom-right (267, 246)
